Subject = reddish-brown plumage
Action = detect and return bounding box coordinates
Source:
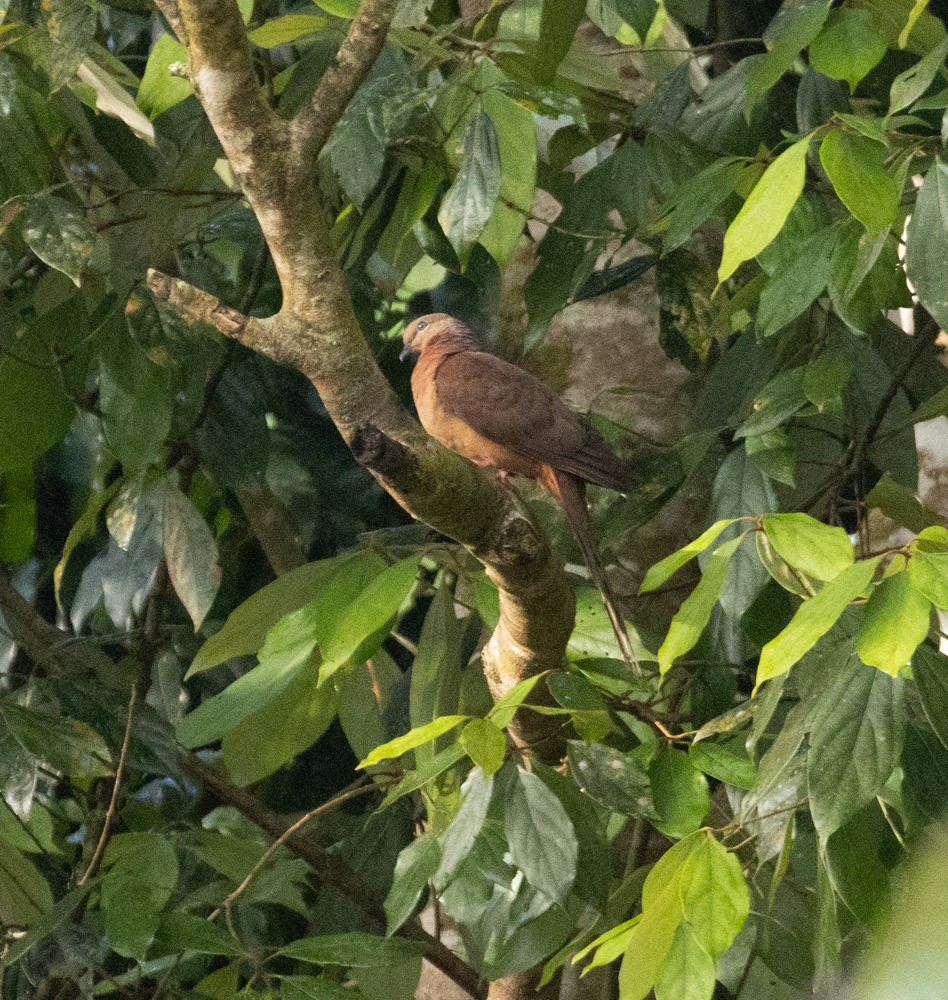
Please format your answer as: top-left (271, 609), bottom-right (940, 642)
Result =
top-left (401, 313), bottom-right (639, 673)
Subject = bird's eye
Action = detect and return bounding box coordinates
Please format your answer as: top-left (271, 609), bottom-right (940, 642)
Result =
top-left (416, 320), bottom-right (428, 331)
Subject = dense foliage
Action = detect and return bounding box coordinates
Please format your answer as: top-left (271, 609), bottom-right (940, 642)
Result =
top-left (2, 0), bottom-right (948, 997)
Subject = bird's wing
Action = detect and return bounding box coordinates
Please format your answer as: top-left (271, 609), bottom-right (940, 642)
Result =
top-left (434, 351), bottom-right (631, 490)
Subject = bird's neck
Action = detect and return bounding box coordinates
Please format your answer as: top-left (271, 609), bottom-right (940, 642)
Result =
top-left (420, 329), bottom-right (481, 358)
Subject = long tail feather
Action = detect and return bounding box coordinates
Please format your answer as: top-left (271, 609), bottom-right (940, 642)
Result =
top-left (541, 466), bottom-right (641, 676)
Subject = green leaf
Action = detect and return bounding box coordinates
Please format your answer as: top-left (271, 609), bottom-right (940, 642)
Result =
top-left (0, 702), bottom-right (111, 777)
top-left (803, 348), bottom-right (852, 410)
top-left (137, 34), bottom-right (192, 118)
top-left (688, 741), bottom-right (757, 789)
top-left (654, 923), bottom-right (715, 1000)
top-left (100, 331), bottom-right (174, 473)
top-left (75, 55), bottom-right (156, 144)
top-left (338, 651), bottom-right (400, 762)
top-left (567, 740), bottom-right (657, 818)
top-left (377, 743), bottom-right (467, 811)
top-left (163, 487), bottom-right (221, 631)
top-left (808, 9), bottom-right (887, 89)
top-left (736, 367), bottom-right (807, 438)
top-left (358, 715), bottom-right (468, 769)
top-left (458, 718), bottom-right (506, 777)
top-left (0, 881), bottom-right (95, 967)
top-left (20, 195), bottom-right (94, 286)
top-left (905, 160), bottom-right (948, 331)
top-left (680, 835), bottom-right (750, 957)
top-left (434, 767), bottom-right (493, 886)
top-left (650, 748), bottom-right (709, 838)
top-left (221, 664), bottom-right (339, 786)
top-left (41, 0), bottom-right (97, 91)
top-left (0, 844), bottom-right (53, 927)
top-left (640, 519), bottom-right (737, 593)
top-left (762, 513), bottom-right (854, 582)
top-left (745, 0), bottom-right (832, 114)
top-left (866, 473), bottom-right (943, 534)
top-left (155, 912), bottom-right (242, 956)
top-left (912, 383), bottom-right (948, 423)
top-left (913, 644), bottom-right (948, 751)
top-left (909, 551), bottom-right (948, 609)
top-left (661, 158), bottom-right (748, 252)
top-left (755, 227), bottom-right (838, 337)
top-left (858, 569), bottom-right (931, 674)
top-left (319, 555), bottom-right (420, 679)
top-left (807, 655), bottom-right (904, 838)
top-left (503, 766), bottom-right (578, 903)
top-left (889, 34), bottom-right (948, 114)
top-left (658, 534), bottom-right (746, 674)
top-left (189, 554), bottom-right (367, 676)
top-left (718, 135), bottom-right (813, 283)
top-left (248, 13), bottom-right (327, 47)
top-left (756, 557), bottom-right (881, 687)
top-left (535, 0), bottom-right (585, 84)
top-left (820, 131), bottom-right (899, 232)
top-left (385, 833), bottom-right (441, 935)
top-left (439, 111), bottom-right (501, 265)
top-left (487, 673), bottom-right (548, 729)
top-left (280, 932), bottom-right (424, 966)
top-left (279, 976), bottom-right (363, 1000)
top-left (102, 833), bottom-right (178, 960)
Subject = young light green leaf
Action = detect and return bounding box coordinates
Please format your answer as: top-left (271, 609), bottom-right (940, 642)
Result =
top-left (653, 924), bottom-right (715, 1000)
top-left (639, 519), bottom-right (737, 593)
top-left (719, 135), bottom-right (812, 283)
top-left (909, 551), bottom-right (948, 608)
top-left (679, 834), bottom-right (750, 957)
top-left (163, 487), bottom-right (221, 631)
top-left (808, 8), bottom-right (887, 89)
top-left (487, 672), bottom-right (548, 729)
top-left (358, 715), bottom-right (468, 769)
top-left (504, 766), bottom-right (578, 903)
top-left (377, 743), bottom-right (467, 811)
top-left (905, 160), bottom-right (948, 331)
top-left (19, 195), bottom-right (94, 286)
top-left (458, 718), bottom-right (506, 777)
top-left (247, 13), bottom-right (326, 47)
top-left (439, 111), bottom-right (501, 265)
top-left (136, 34), bottom-right (192, 118)
top-left (820, 130), bottom-right (899, 232)
top-left (858, 570), bottom-right (931, 674)
top-left (756, 557), bottom-right (881, 687)
top-left (762, 513), bottom-right (854, 582)
top-left (889, 34), bottom-right (948, 114)
top-left (658, 534), bottom-right (746, 674)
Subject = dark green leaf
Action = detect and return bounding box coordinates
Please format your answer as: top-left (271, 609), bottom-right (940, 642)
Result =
top-left (0, 844), bottom-right (53, 927)
top-left (567, 740), bottom-right (657, 818)
top-left (20, 195), bottom-right (94, 286)
top-left (756, 227), bottom-right (838, 337)
top-left (535, 0), bottom-right (585, 83)
top-left (650, 748), bottom-right (709, 838)
top-left (439, 111), bottom-right (501, 264)
top-left (41, 0), bottom-right (97, 92)
top-left (503, 765), bottom-right (578, 903)
top-left (866, 474), bottom-right (942, 534)
top-left (807, 654), bottom-right (904, 838)
top-left (905, 160), bottom-right (948, 331)
top-left (280, 975), bottom-right (365, 1000)
top-left (155, 912), bottom-right (242, 956)
top-left (102, 833), bottom-right (178, 960)
top-left (688, 741), bottom-right (757, 789)
top-left (0, 702), bottom-right (111, 777)
top-left (912, 644), bottom-right (948, 751)
top-left (385, 834), bottom-right (441, 934)
top-left (660, 158), bottom-right (747, 253)
top-left (435, 767), bottom-right (493, 886)
top-left (280, 932), bottom-right (424, 967)
top-left (889, 35), bottom-right (948, 114)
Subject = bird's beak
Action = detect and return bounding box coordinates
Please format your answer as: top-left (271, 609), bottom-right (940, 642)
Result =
top-left (399, 345), bottom-right (412, 362)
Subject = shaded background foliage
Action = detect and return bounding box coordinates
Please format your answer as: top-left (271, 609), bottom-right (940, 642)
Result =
top-left (2, 0), bottom-right (948, 997)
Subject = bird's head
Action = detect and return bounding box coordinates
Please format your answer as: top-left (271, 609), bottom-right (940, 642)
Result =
top-left (400, 313), bottom-right (469, 361)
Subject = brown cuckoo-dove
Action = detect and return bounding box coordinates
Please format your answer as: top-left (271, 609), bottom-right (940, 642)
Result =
top-left (401, 313), bottom-right (639, 673)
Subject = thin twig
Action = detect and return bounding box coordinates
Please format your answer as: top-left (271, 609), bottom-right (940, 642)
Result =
top-left (209, 781), bottom-right (377, 921)
top-left (77, 683), bottom-right (138, 885)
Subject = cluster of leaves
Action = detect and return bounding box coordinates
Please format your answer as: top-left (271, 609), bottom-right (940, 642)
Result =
top-left (2, 0), bottom-right (948, 998)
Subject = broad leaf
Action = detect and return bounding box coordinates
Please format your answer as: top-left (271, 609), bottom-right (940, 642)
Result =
top-left (820, 130), bottom-right (899, 232)
top-left (719, 135), bottom-right (812, 283)
top-left (913, 644), bottom-right (948, 751)
top-left (808, 9), bottom-right (887, 89)
top-left (535, 0), bottom-right (585, 83)
top-left (358, 715), bottom-right (468, 769)
top-left (889, 34), bottom-right (948, 114)
top-left (20, 195), bottom-right (94, 286)
top-left (280, 932), bottom-right (423, 966)
top-left (761, 513), bottom-right (854, 582)
top-left (385, 833), bottom-right (441, 934)
top-left (905, 160), bottom-right (948, 332)
top-left (680, 834), bottom-right (750, 957)
top-left (567, 740), bottom-right (657, 818)
top-left (640, 519), bottom-right (737, 593)
top-left (458, 718), bottom-right (506, 777)
top-left (137, 34), bottom-right (192, 118)
top-left (857, 569), bottom-right (931, 674)
top-left (163, 486), bottom-right (221, 630)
